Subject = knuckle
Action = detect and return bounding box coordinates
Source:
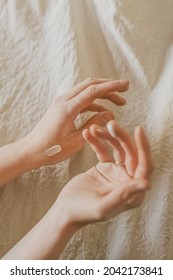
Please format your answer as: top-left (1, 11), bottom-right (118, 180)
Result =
top-left (67, 98), bottom-right (80, 112)
top-left (109, 80), bottom-right (117, 88)
top-left (86, 77), bottom-right (95, 85)
top-left (88, 85), bottom-right (97, 97)
top-left (112, 80), bottom-right (117, 86)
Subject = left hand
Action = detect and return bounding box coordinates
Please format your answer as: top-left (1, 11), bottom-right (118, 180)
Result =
top-left (2, 121), bottom-right (152, 260)
top-left (25, 78), bottom-right (129, 168)
top-left (55, 121), bottom-right (153, 228)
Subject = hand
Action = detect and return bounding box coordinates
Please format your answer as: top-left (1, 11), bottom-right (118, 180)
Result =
top-left (55, 121), bottom-right (153, 229)
top-left (2, 121), bottom-right (153, 260)
top-left (25, 78), bottom-right (129, 168)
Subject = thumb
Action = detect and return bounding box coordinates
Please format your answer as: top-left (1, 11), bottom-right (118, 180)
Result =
top-left (74, 111), bottom-right (114, 145)
top-left (101, 178), bottom-right (149, 213)
top-left (79, 111), bottom-right (115, 132)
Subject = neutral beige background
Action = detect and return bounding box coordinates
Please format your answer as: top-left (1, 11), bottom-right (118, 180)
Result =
top-left (0, 0), bottom-right (173, 259)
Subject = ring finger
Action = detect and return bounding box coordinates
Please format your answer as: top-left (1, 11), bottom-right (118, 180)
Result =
top-left (107, 121), bottom-right (138, 177)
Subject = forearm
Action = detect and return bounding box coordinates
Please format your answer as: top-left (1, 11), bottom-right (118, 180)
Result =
top-left (0, 136), bottom-right (36, 187)
top-left (2, 202), bottom-right (76, 260)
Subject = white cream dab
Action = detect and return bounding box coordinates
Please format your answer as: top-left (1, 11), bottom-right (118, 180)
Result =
top-left (44, 145), bottom-right (62, 156)
top-left (107, 122), bottom-right (117, 138)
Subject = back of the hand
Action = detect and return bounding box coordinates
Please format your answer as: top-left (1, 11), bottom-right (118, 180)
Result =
top-left (25, 78), bottom-right (129, 168)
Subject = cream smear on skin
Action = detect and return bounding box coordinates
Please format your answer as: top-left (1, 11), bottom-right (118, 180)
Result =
top-left (44, 145), bottom-right (62, 156)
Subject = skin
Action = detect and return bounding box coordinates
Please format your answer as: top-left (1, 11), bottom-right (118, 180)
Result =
top-left (0, 78), bottom-right (129, 186)
top-left (2, 120), bottom-right (153, 260)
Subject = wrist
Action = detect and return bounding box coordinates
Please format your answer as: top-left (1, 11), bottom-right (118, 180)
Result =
top-left (14, 135), bottom-right (37, 172)
top-left (0, 136), bottom-right (37, 186)
top-left (21, 132), bottom-right (51, 170)
top-left (34, 201), bottom-right (79, 259)
top-left (51, 200), bottom-right (80, 236)
top-left (23, 131), bottom-right (61, 170)
top-left (2, 199), bottom-right (79, 260)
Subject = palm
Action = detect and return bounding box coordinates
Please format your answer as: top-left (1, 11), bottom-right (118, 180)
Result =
top-left (94, 162), bottom-right (131, 186)
top-left (57, 122), bottom-right (152, 226)
top-left (58, 162), bottom-right (140, 225)
top-left (98, 161), bottom-right (146, 204)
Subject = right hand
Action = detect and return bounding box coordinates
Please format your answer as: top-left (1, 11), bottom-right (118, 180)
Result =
top-left (25, 78), bottom-right (129, 168)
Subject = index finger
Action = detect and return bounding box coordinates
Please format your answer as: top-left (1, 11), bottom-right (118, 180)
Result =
top-left (66, 77), bottom-right (113, 100)
top-left (68, 80), bottom-right (129, 118)
top-left (134, 126), bottom-right (154, 179)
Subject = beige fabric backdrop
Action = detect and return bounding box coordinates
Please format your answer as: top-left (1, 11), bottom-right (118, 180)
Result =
top-left (0, 0), bottom-right (173, 259)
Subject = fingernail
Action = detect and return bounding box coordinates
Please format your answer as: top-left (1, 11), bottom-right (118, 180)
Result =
top-left (82, 128), bottom-right (89, 134)
top-left (118, 79), bottom-right (129, 84)
top-left (96, 128), bottom-right (103, 134)
top-left (107, 122), bottom-right (117, 138)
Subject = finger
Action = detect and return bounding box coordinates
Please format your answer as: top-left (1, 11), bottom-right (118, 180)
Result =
top-left (90, 125), bottom-right (125, 163)
top-left (75, 111), bottom-right (114, 144)
top-left (77, 111), bottom-right (114, 147)
top-left (82, 129), bottom-right (113, 162)
top-left (101, 92), bottom-right (126, 106)
top-left (69, 80), bottom-right (129, 118)
top-left (100, 178), bottom-right (150, 214)
top-left (107, 120), bottom-right (138, 176)
top-left (125, 193), bottom-right (145, 209)
top-left (65, 78), bottom-right (113, 100)
top-left (79, 111), bottom-right (115, 130)
top-left (80, 103), bottom-right (111, 113)
top-left (134, 126), bottom-right (154, 179)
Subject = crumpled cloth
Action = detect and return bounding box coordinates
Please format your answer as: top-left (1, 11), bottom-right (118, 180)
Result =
top-left (0, 0), bottom-right (173, 259)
